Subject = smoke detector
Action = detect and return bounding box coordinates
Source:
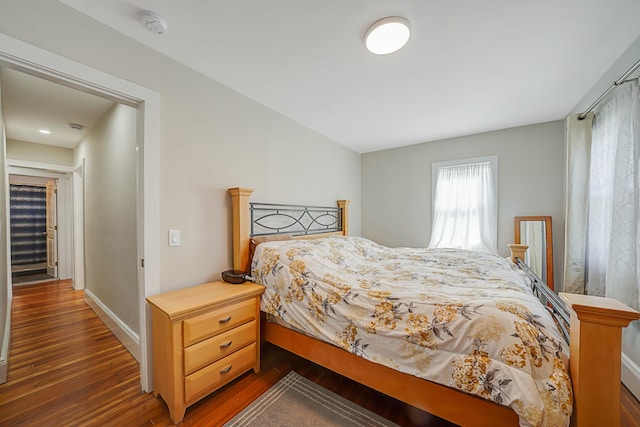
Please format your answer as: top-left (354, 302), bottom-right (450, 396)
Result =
top-left (69, 123), bottom-right (84, 131)
top-left (141, 10), bottom-right (168, 35)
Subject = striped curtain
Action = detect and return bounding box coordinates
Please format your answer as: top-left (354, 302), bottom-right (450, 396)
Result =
top-left (10, 184), bottom-right (47, 265)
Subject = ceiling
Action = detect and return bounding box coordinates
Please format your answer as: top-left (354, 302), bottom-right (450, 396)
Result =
top-left (8, 1), bottom-right (640, 153)
top-left (1, 67), bottom-right (114, 149)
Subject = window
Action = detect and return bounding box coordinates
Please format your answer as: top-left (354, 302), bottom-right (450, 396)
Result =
top-left (428, 156), bottom-right (497, 253)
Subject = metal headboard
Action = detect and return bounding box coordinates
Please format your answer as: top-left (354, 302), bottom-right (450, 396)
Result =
top-left (250, 202), bottom-right (342, 237)
top-left (515, 258), bottom-right (570, 344)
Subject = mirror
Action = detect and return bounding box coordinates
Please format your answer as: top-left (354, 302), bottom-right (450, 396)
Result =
top-left (514, 216), bottom-right (554, 290)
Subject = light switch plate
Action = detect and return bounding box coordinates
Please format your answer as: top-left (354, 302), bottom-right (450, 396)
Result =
top-left (168, 229), bottom-right (181, 247)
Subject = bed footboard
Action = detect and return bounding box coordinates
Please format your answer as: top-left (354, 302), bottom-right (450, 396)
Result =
top-left (509, 243), bottom-right (640, 427)
top-left (560, 293), bottom-right (639, 427)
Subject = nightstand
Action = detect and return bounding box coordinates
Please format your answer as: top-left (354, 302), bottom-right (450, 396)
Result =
top-left (146, 281), bottom-right (264, 423)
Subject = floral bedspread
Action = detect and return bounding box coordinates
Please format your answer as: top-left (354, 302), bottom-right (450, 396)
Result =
top-left (251, 236), bottom-right (572, 427)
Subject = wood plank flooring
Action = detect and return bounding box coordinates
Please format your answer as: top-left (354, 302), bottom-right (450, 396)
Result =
top-left (1, 280), bottom-right (638, 426)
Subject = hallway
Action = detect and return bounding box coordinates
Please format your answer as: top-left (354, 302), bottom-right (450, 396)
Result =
top-left (0, 280), bottom-right (157, 425)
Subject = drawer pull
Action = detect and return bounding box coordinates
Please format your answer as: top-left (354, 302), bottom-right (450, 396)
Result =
top-left (220, 365), bottom-right (232, 374)
top-left (218, 316), bottom-right (232, 324)
top-left (220, 340), bottom-right (232, 349)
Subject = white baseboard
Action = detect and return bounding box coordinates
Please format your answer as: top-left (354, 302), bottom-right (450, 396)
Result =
top-left (84, 290), bottom-right (140, 362)
top-left (0, 342), bottom-right (8, 384)
top-left (622, 352), bottom-right (640, 401)
top-left (0, 294), bottom-right (12, 384)
top-left (11, 279), bottom-right (56, 287)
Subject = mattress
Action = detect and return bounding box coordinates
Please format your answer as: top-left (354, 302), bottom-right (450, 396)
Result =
top-left (251, 236), bottom-right (572, 427)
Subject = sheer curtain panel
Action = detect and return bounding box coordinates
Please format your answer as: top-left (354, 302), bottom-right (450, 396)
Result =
top-left (563, 113), bottom-right (593, 294)
top-left (429, 162), bottom-right (497, 253)
top-left (587, 79), bottom-right (640, 310)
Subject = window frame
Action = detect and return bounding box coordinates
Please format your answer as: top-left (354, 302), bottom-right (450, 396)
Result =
top-left (430, 155), bottom-right (499, 250)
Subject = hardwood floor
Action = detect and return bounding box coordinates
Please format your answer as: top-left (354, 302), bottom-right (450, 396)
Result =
top-left (1, 280), bottom-right (638, 426)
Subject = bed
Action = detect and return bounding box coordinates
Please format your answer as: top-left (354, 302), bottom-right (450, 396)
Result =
top-left (228, 187), bottom-right (639, 427)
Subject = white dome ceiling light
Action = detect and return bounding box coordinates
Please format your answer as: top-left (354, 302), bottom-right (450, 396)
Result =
top-left (141, 10), bottom-right (168, 35)
top-left (364, 17), bottom-right (411, 55)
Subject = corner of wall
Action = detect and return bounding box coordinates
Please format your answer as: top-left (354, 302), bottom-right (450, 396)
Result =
top-left (622, 352), bottom-right (640, 400)
top-left (0, 304), bottom-right (9, 383)
top-left (84, 289), bottom-right (140, 362)
top-left (0, 64), bottom-right (11, 384)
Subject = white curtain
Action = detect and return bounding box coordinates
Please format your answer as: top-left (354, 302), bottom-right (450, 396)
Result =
top-left (428, 162), bottom-right (497, 253)
top-left (563, 113), bottom-right (593, 293)
top-left (586, 79), bottom-right (640, 310)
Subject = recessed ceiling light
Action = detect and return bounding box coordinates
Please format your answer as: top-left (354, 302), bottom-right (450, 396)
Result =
top-left (364, 17), bottom-right (411, 55)
top-left (39, 129), bottom-right (51, 135)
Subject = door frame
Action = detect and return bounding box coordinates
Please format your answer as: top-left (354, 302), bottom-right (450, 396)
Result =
top-left (0, 33), bottom-right (160, 391)
top-left (73, 161), bottom-right (85, 291)
top-left (7, 166), bottom-right (71, 280)
top-left (45, 178), bottom-right (58, 278)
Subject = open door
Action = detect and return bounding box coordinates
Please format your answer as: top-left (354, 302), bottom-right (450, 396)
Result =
top-left (46, 179), bottom-right (58, 278)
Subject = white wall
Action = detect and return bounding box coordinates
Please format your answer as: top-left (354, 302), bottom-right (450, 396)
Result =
top-left (568, 34), bottom-right (640, 397)
top-left (570, 36), bottom-right (640, 115)
top-left (362, 121), bottom-right (565, 287)
top-left (0, 0), bottom-right (361, 299)
top-left (74, 104), bottom-right (138, 332)
top-left (6, 139), bottom-right (73, 166)
top-left (0, 72), bottom-right (10, 383)
top-left (8, 175), bottom-right (49, 186)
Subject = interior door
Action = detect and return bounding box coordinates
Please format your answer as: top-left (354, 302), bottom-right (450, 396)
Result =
top-left (46, 179), bottom-right (58, 278)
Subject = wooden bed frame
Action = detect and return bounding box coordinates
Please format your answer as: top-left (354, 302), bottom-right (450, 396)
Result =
top-left (229, 187), bottom-right (639, 427)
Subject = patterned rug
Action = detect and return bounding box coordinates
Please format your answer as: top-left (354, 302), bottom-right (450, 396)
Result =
top-left (224, 371), bottom-right (400, 427)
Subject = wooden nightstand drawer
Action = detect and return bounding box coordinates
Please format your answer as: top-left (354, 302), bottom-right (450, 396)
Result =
top-left (183, 298), bottom-right (256, 346)
top-left (184, 320), bottom-right (256, 375)
top-left (184, 343), bottom-right (256, 403)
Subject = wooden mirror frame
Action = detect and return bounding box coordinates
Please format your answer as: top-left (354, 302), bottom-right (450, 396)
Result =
top-left (514, 216), bottom-right (554, 290)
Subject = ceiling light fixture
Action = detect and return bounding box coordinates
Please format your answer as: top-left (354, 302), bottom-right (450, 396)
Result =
top-left (39, 129), bottom-right (51, 135)
top-left (364, 17), bottom-right (411, 55)
top-left (141, 10), bottom-right (168, 35)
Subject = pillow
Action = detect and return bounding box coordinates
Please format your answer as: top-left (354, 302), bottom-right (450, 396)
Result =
top-left (248, 234), bottom-right (294, 272)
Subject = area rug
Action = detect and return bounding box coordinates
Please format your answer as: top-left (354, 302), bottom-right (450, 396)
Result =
top-left (224, 371), bottom-right (400, 426)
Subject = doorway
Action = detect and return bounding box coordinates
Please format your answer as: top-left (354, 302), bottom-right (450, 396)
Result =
top-left (0, 32), bottom-right (160, 392)
top-left (8, 176), bottom-right (58, 285)
top-left (7, 168), bottom-right (74, 285)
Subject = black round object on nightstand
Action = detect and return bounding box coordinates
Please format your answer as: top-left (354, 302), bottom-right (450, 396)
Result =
top-left (222, 270), bottom-right (248, 284)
